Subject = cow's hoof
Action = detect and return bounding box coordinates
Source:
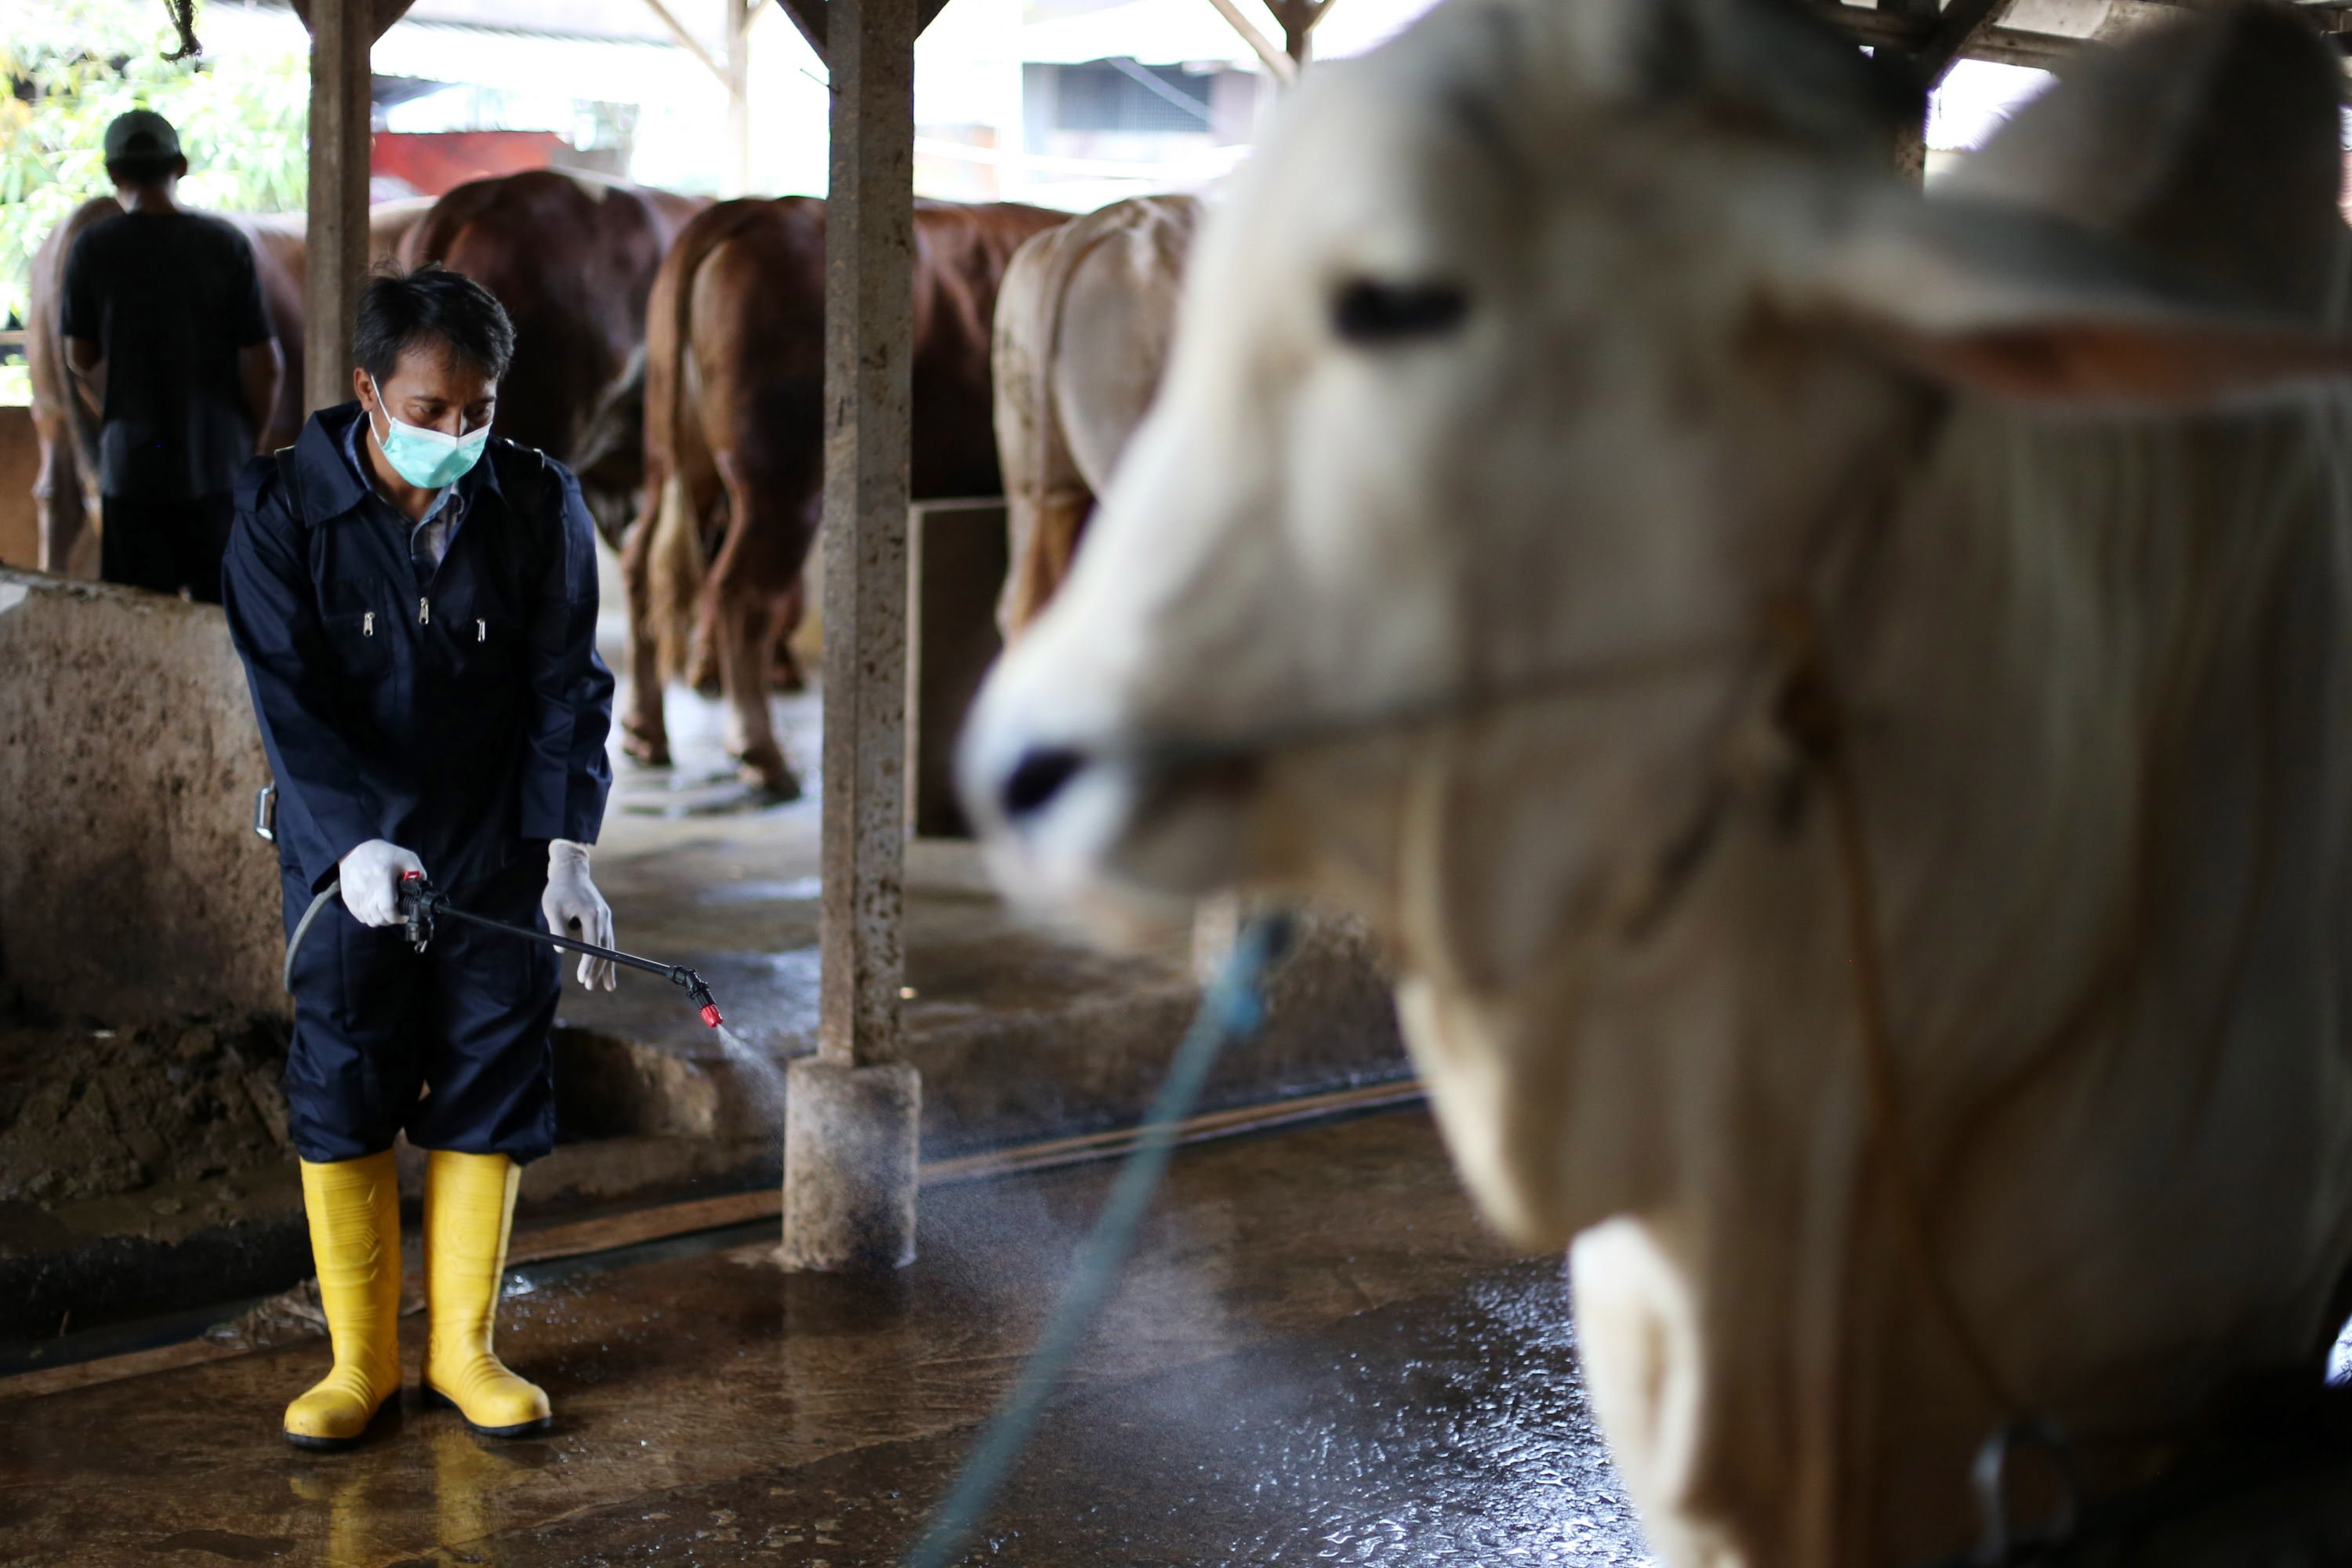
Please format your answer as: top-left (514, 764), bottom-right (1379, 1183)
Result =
top-left (620, 724), bottom-right (671, 768)
top-left (735, 745), bottom-right (800, 801)
top-left (768, 659), bottom-right (808, 695)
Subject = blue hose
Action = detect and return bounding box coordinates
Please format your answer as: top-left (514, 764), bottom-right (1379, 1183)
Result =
top-left (901, 910), bottom-right (1297, 1568)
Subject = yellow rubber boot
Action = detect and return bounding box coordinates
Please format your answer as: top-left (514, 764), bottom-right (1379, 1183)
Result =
top-left (420, 1150), bottom-right (551, 1437)
top-left (285, 1151), bottom-right (404, 1450)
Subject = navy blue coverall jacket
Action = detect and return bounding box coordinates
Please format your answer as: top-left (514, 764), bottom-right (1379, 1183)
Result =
top-left (223, 403), bottom-right (615, 1163)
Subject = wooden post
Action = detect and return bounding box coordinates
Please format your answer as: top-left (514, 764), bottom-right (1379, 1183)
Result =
top-left (725, 0), bottom-right (753, 197)
top-left (1892, 104), bottom-right (1928, 185)
top-left (1280, 0), bottom-right (1316, 71)
top-left (782, 0), bottom-right (924, 1274)
top-left (1882, 0), bottom-right (1937, 184)
top-left (302, 0), bottom-right (375, 414)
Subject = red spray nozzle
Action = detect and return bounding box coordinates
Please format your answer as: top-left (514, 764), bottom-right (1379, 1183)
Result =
top-left (677, 971), bottom-right (724, 1031)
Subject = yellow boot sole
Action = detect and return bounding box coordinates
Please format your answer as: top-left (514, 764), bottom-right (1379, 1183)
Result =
top-left (419, 1378), bottom-right (553, 1439)
top-left (284, 1396), bottom-right (401, 1452)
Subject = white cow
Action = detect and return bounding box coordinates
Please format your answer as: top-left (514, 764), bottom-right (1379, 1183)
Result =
top-left (962, 0), bottom-right (2352, 1562)
top-left (993, 194), bottom-right (1203, 640)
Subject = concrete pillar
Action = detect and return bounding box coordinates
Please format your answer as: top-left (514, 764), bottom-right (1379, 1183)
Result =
top-left (1885, 0), bottom-right (1938, 187)
top-left (1892, 112), bottom-right (1929, 187)
top-left (779, 1059), bottom-right (920, 1272)
top-left (784, 0), bottom-right (923, 1273)
top-left (302, 0), bottom-right (374, 415)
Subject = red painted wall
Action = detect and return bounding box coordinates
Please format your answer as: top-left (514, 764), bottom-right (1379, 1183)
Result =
top-left (371, 132), bottom-right (569, 198)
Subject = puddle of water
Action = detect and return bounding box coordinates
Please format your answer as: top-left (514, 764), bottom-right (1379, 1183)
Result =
top-left (619, 787), bottom-right (805, 820)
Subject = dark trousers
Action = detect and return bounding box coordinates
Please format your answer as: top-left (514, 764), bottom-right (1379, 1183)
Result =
top-left (101, 493), bottom-right (235, 604)
top-left (279, 854), bottom-right (560, 1166)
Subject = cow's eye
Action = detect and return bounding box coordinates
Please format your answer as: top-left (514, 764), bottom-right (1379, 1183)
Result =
top-left (1331, 278), bottom-right (1469, 345)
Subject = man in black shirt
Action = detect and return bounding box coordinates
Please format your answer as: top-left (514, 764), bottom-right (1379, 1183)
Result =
top-left (62, 109), bottom-right (284, 602)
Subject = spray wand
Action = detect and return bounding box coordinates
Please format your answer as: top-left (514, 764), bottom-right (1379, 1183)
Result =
top-left (280, 868), bottom-right (727, 1033)
top-left (396, 872), bottom-right (726, 1029)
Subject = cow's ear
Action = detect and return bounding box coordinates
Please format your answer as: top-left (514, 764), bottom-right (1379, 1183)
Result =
top-left (1773, 191), bottom-right (2352, 408)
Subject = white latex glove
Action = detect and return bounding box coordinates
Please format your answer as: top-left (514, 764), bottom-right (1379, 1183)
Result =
top-left (543, 839), bottom-right (617, 991)
top-left (339, 839), bottom-right (425, 928)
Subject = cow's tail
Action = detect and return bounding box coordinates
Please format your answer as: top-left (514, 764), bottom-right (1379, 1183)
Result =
top-left (998, 205), bottom-right (1137, 639)
top-left (640, 205), bottom-right (742, 684)
top-left (64, 368), bottom-right (101, 508)
top-left (647, 471), bottom-right (708, 681)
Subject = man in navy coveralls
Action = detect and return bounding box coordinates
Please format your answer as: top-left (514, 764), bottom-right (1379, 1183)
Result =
top-left (224, 266), bottom-right (615, 1450)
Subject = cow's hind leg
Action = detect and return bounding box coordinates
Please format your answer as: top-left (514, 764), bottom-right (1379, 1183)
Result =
top-left (768, 576), bottom-right (808, 693)
top-left (705, 454), bottom-right (808, 798)
top-left (714, 588), bottom-right (795, 797)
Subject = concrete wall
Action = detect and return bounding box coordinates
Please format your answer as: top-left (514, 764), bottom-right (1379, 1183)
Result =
top-left (0, 569), bottom-right (283, 1022)
top-left (0, 407), bottom-right (40, 572)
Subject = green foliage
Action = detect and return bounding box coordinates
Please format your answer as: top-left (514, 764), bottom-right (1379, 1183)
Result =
top-left (1, 0), bottom-right (309, 331)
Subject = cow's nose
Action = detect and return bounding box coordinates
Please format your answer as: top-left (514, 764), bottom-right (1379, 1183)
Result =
top-left (1001, 746), bottom-right (1087, 822)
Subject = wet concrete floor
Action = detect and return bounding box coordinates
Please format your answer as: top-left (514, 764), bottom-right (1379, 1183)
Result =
top-left (0, 1109), bottom-right (1647, 1566)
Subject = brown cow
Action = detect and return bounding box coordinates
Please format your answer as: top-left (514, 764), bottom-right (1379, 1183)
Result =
top-left (626, 197), bottom-right (1069, 796)
top-left (397, 170), bottom-right (706, 545)
top-left (993, 194), bottom-right (1200, 640)
top-left (26, 198), bottom-right (430, 577)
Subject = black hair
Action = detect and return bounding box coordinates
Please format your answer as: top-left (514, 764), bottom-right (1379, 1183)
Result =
top-left (106, 152), bottom-right (182, 187)
top-left (354, 263), bottom-right (516, 385)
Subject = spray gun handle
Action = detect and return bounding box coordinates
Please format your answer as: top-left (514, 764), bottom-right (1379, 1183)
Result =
top-left (397, 870), bottom-right (437, 953)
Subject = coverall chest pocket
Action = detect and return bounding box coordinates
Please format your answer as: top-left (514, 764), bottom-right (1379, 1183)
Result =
top-left (322, 608), bottom-right (391, 682)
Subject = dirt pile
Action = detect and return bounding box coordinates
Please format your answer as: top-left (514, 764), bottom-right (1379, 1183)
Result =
top-left (0, 1004), bottom-right (292, 1207)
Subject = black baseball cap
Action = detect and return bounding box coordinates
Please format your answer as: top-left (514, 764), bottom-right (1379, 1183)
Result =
top-left (103, 110), bottom-right (181, 162)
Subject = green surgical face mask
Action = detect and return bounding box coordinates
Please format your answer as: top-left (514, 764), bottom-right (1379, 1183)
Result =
top-left (368, 374), bottom-right (489, 489)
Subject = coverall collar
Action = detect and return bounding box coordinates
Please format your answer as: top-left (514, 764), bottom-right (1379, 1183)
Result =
top-left (289, 402), bottom-right (506, 528)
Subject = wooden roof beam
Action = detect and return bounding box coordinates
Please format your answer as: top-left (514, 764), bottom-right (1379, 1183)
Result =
top-left (1817, 0), bottom-right (2352, 72)
top-left (637, 0), bottom-right (731, 85)
top-left (1911, 0), bottom-right (2010, 83)
top-left (1203, 0), bottom-right (1299, 82)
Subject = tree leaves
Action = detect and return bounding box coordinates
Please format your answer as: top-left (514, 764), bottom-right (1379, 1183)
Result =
top-left (2, 1), bottom-right (308, 337)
